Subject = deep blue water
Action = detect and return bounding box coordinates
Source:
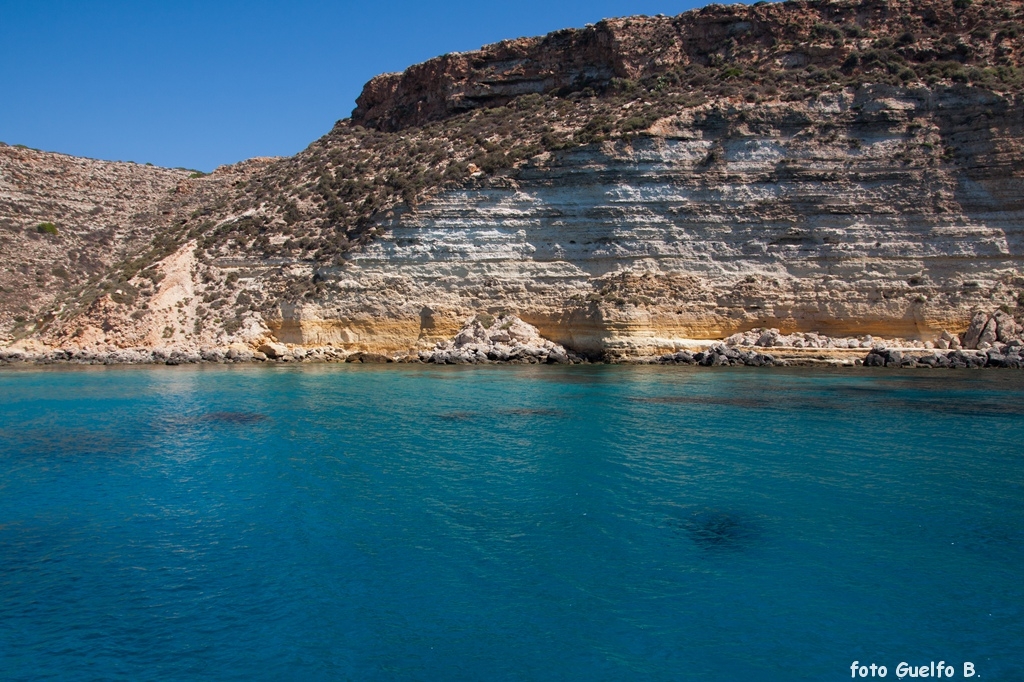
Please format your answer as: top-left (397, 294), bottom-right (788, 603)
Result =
top-left (0, 365), bottom-right (1022, 681)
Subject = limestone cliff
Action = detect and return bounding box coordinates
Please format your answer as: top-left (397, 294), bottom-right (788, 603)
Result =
top-left (275, 85), bottom-right (1024, 356)
top-left (2, 0), bottom-right (1024, 358)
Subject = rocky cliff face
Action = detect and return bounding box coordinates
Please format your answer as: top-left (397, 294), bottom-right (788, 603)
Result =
top-left (354, 0), bottom-right (1024, 131)
top-left (271, 85), bottom-right (1024, 356)
top-left (0, 145), bottom-right (273, 348)
top-left (0, 146), bottom-right (191, 345)
top-left (3, 0), bottom-right (1024, 358)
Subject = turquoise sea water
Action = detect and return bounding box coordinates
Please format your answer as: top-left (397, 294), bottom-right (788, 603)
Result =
top-left (0, 365), bottom-right (1022, 681)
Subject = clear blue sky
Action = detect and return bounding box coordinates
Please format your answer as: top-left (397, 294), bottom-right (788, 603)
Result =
top-left (0, 0), bottom-right (737, 171)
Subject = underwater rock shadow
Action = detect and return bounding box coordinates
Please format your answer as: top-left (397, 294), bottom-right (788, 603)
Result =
top-left (496, 407), bottom-right (566, 417)
top-left (147, 411), bottom-right (272, 436)
top-left (829, 386), bottom-right (1024, 417)
top-left (435, 411), bottom-right (480, 422)
top-left (949, 519), bottom-right (1024, 562)
top-left (197, 411), bottom-right (270, 425)
top-left (895, 398), bottom-right (1024, 418)
top-left (142, 411), bottom-right (273, 439)
top-left (667, 507), bottom-right (761, 551)
top-left (434, 407), bottom-right (566, 422)
top-left (0, 424), bottom-right (147, 461)
top-left (629, 395), bottom-right (774, 409)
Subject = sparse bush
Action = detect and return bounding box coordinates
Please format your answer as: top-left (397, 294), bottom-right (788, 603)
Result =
top-left (897, 31), bottom-right (917, 46)
top-left (812, 23), bottom-right (844, 43)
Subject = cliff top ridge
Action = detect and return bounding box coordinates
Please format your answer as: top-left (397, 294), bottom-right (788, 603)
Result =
top-left (353, 0), bottom-right (1024, 131)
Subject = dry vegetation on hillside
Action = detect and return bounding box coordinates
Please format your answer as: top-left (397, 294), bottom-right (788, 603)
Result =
top-left (198, 0), bottom-right (1024, 270)
top-left (5, 0), bottom-right (1024, 345)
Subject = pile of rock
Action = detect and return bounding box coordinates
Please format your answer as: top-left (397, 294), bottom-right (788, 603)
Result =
top-left (960, 310), bottom-right (1019, 349)
top-left (860, 310), bottom-right (1023, 368)
top-left (246, 344), bottom-right (347, 363)
top-left (725, 328), bottom-right (885, 350)
top-left (0, 348), bottom-right (181, 366)
top-left (655, 344), bottom-right (780, 367)
top-left (344, 351), bottom-right (394, 363)
top-left (420, 314), bottom-right (581, 364)
top-left (864, 344), bottom-right (1023, 369)
top-left (724, 315), bottom-right (1022, 353)
top-left (0, 344), bottom-right (350, 366)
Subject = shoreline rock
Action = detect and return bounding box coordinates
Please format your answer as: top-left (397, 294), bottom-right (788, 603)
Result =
top-left (419, 314), bottom-right (585, 365)
top-left (2, 345), bottom-right (1021, 369)
top-left (863, 344), bottom-right (1023, 369)
top-left (649, 344), bottom-right (781, 367)
top-left (3, 310), bottom-right (1022, 370)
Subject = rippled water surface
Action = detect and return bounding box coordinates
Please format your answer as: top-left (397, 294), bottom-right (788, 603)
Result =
top-left (1, 365), bottom-right (1022, 680)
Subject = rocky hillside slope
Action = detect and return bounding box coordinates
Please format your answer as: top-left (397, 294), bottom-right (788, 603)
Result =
top-left (0, 145), bottom-right (274, 347)
top-left (3, 0), bottom-right (1024, 358)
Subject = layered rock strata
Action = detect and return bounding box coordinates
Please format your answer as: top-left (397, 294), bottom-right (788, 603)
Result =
top-left (273, 85), bottom-right (1024, 357)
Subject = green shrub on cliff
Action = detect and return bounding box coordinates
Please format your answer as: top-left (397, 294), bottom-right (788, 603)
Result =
top-left (36, 222), bottom-right (58, 235)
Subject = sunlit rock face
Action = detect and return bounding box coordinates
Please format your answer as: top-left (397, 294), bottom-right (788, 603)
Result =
top-left (9, 0), bottom-right (1024, 357)
top-left (271, 86), bottom-right (1024, 356)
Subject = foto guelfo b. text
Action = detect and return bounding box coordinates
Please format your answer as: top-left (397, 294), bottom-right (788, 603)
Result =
top-left (850, 661), bottom-right (978, 678)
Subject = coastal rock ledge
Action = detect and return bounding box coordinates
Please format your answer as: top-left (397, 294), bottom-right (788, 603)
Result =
top-left (1, 307), bottom-right (1023, 369)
